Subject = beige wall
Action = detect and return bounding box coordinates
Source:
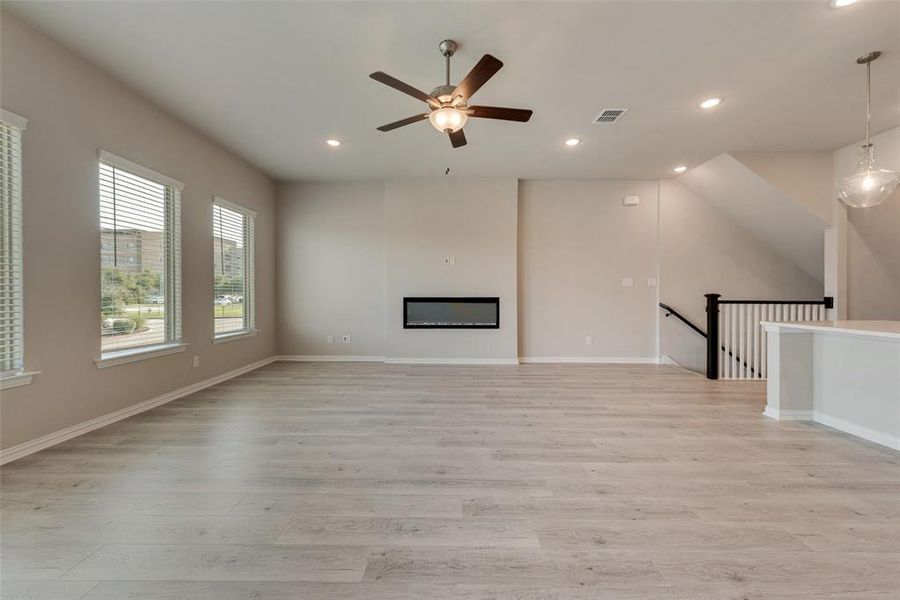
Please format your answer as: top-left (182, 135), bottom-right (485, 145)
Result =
top-left (518, 180), bottom-right (660, 360)
top-left (275, 181), bottom-right (386, 357)
top-left (732, 151), bottom-right (834, 225)
top-left (385, 179), bottom-right (518, 361)
top-left (659, 180), bottom-right (823, 372)
top-left (275, 179), bottom-right (518, 361)
top-left (833, 126), bottom-right (900, 320)
top-left (0, 13), bottom-right (276, 450)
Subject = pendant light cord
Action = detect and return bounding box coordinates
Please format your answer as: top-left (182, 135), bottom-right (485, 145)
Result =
top-left (865, 58), bottom-right (871, 148)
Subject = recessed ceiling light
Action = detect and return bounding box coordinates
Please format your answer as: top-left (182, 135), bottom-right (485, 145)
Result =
top-left (699, 97), bottom-right (723, 110)
top-left (564, 138), bottom-right (581, 147)
top-left (325, 139), bottom-right (341, 147)
top-left (830, 0), bottom-right (859, 7)
top-left (672, 165), bottom-right (688, 174)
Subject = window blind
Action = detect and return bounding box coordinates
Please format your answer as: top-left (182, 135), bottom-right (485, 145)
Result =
top-left (0, 116), bottom-right (24, 374)
top-left (99, 154), bottom-right (181, 354)
top-left (213, 199), bottom-right (255, 336)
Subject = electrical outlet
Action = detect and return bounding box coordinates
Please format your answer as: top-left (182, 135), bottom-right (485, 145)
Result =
top-left (192, 355), bottom-right (200, 368)
top-left (327, 334), bottom-right (334, 344)
top-left (621, 278), bottom-right (634, 287)
top-left (647, 278), bottom-right (657, 288)
top-left (342, 335), bottom-right (351, 344)
top-left (585, 336), bottom-right (593, 345)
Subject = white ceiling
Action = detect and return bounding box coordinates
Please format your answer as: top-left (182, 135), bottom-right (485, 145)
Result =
top-left (6, 0), bottom-right (900, 181)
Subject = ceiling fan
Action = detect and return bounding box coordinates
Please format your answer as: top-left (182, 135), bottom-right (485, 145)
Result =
top-left (369, 39), bottom-right (533, 148)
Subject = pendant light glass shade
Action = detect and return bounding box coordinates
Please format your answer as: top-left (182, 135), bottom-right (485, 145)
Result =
top-left (838, 144), bottom-right (900, 208)
top-left (837, 51), bottom-right (900, 208)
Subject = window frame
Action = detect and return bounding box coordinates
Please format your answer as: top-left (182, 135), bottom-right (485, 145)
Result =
top-left (97, 150), bottom-right (184, 366)
top-left (212, 196), bottom-right (256, 341)
top-left (0, 109), bottom-right (39, 389)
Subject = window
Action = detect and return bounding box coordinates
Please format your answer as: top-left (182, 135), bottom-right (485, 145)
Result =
top-left (0, 110), bottom-right (27, 379)
top-left (213, 197), bottom-right (255, 338)
top-left (99, 150), bottom-right (182, 356)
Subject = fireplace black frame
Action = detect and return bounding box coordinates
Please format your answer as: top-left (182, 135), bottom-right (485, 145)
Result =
top-left (403, 297), bottom-right (500, 329)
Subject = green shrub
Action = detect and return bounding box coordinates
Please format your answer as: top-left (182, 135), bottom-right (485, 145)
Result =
top-left (110, 318), bottom-right (136, 335)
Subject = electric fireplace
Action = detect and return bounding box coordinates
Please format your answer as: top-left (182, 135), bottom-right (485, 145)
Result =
top-left (403, 297), bottom-right (500, 329)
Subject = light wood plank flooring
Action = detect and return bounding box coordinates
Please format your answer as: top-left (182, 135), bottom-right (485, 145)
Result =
top-left (2, 362), bottom-right (899, 599)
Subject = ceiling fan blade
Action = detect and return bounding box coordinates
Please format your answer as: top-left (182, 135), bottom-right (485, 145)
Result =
top-left (377, 114), bottom-right (429, 132)
top-left (449, 129), bottom-right (467, 148)
top-left (369, 72), bottom-right (438, 106)
top-left (453, 54), bottom-right (503, 100)
top-left (467, 106), bottom-right (533, 122)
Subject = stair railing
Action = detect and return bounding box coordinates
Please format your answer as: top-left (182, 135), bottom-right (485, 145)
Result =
top-left (705, 294), bottom-right (833, 380)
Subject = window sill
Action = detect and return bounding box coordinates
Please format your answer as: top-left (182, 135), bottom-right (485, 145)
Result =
top-left (213, 330), bottom-right (259, 345)
top-left (95, 342), bottom-right (188, 369)
top-left (0, 371), bottom-right (40, 390)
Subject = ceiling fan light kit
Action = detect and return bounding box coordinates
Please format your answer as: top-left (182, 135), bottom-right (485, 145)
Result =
top-left (369, 39), bottom-right (533, 148)
top-left (837, 51), bottom-right (900, 208)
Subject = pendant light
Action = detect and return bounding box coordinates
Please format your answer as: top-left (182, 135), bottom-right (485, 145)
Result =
top-left (837, 51), bottom-right (900, 209)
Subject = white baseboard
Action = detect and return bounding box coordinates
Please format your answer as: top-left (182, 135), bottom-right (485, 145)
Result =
top-left (0, 356), bottom-right (278, 465)
top-left (763, 407), bottom-right (814, 421)
top-left (762, 408), bottom-right (899, 451)
top-left (813, 412), bottom-right (900, 451)
top-left (276, 355), bottom-right (386, 363)
top-left (518, 356), bottom-right (661, 364)
top-left (384, 357), bottom-right (519, 365)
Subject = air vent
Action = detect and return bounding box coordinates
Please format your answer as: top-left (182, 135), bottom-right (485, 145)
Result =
top-left (593, 108), bottom-right (628, 124)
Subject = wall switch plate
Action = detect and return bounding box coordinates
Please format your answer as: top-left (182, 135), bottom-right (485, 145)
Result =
top-left (342, 335), bottom-right (351, 344)
top-left (585, 336), bottom-right (593, 345)
top-left (623, 195), bottom-right (640, 206)
top-left (647, 278), bottom-right (657, 288)
top-left (449, 256), bottom-right (456, 265)
top-left (192, 356), bottom-right (200, 368)
top-left (327, 335), bottom-right (334, 344)
top-left (621, 278), bottom-right (634, 287)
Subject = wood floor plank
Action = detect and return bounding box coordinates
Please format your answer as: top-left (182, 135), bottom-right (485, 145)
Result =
top-left (77, 581), bottom-right (408, 600)
top-left (0, 580), bottom-right (99, 600)
top-left (275, 516), bottom-right (540, 548)
top-left (60, 544), bottom-right (368, 582)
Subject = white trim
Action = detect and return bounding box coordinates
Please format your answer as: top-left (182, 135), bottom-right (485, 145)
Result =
top-left (0, 356), bottom-right (277, 465)
top-left (213, 195), bottom-right (257, 218)
top-left (0, 371), bottom-right (40, 390)
top-left (95, 342), bottom-right (187, 369)
top-left (0, 108), bottom-right (27, 129)
top-left (658, 355), bottom-right (704, 377)
top-left (762, 408), bottom-right (900, 451)
top-left (763, 320), bottom-right (900, 341)
top-left (763, 407), bottom-right (814, 421)
top-left (98, 149), bottom-right (184, 191)
top-left (277, 355), bottom-right (386, 363)
top-left (213, 329), bottom-right (259, 344)
top-left (812, 412), bottom-right (900, 452)
top-left (518, 356), bottom-right (660, 364)
top-left (385, 357), bottom-right (519, 365)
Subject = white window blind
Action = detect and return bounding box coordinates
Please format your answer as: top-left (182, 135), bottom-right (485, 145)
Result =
top-left (0, 113), bottom-right (25, 375)
top-left (213, 198), bottom-right (255, 337)
top-left (99, 152), bottom-right (182, 354)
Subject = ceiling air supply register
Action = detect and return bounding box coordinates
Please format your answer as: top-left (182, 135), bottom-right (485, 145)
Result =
top-left (404, 297), bottom-right (499, 329)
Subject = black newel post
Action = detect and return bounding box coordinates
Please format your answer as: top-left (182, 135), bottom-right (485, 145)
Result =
top-left (705, 293), bottom-right (721, 380)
